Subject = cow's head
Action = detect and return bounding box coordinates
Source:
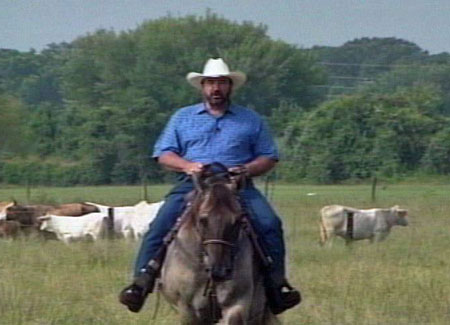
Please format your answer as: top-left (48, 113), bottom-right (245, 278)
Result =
top-left (0, 200), bottom-right (17, 219)
top-left (37, 215), bottom-right (52, 230)
top-left (391, 205), bottom-right (408, 226)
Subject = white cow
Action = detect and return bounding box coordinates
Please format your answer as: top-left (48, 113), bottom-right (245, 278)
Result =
top-left (320, 205), bottom-right (408, 245)
top-left (38, 212), bottom-right (108, 244)
top-left (84, 200), bottom-right (163, 240)
top-left (84, 202), bottom-right (134, 238)
top-left (125, 200), bottom-right (164, 239)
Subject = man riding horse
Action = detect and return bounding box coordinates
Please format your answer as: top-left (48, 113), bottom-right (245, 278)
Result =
top-left (119, 58), bottom-right (301, 315)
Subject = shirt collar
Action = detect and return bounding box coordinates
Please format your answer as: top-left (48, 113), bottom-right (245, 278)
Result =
top-left (195, 103), bottom-right (237, 115)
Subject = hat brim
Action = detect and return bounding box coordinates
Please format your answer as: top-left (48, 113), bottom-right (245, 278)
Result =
top-left (186, 71), bottom-right (247, 90)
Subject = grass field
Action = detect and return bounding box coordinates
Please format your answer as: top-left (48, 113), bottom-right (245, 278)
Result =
top-left (0, 182), bottom-right (449, 324)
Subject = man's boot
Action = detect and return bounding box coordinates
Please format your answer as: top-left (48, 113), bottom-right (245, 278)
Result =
top-left (265, 277), bottom-right (301, 315)
top-left (118, 266), bottom-right (157, 313)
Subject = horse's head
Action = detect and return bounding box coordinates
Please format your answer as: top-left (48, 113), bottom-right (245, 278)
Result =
top-left (191, 163), bottom-right (244, 282)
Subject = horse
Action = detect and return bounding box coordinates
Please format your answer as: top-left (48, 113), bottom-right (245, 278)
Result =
top-left (159, 165), bottom-right (278, 324)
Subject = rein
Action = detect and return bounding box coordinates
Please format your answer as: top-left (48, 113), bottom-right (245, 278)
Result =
top-left (203, 277), bottom-right (222, 323)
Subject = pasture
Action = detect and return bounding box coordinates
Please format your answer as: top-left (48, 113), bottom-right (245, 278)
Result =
top-left (0, 182), bottom-right (449, 324)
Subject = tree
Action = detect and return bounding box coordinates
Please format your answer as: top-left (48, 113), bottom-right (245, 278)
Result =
top-left (422, 127), bottom-right (450, 174)
top-left (281, 87), bottom-right (444, 183)
top-left (0, 95), bottom-right (30, 157)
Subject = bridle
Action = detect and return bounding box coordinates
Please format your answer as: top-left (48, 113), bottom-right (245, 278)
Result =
top-left (193, 163), bottom-right (243, 254)
top-left (202, 238), bottom-right (235, 248)
top-left (191, 162), bottom-right (246, 322)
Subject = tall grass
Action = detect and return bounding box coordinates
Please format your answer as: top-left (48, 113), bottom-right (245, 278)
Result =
top-left (1, 183), bottom-right (449, 324)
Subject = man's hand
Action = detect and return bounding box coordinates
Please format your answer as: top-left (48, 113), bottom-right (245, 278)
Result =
top-left (228, 165), bottom-right (250, 177)
top-left (183, 162), bottom-right (204, 175)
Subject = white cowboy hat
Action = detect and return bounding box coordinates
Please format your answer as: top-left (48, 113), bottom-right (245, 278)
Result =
top-left (186, 58), bottom-right (247, 90)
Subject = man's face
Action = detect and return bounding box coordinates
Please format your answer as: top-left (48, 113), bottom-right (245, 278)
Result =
top-left (201, 77), bottom-right (232, 106)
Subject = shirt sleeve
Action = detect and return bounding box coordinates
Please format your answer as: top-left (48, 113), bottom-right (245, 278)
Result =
top-left (253, 118), bottom-right (279, 161)
top-left (152, 113), bottom-right (181, 159)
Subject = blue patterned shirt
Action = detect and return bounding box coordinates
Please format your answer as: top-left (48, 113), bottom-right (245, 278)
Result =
top-left (152, 103), bottom-right (278, 167)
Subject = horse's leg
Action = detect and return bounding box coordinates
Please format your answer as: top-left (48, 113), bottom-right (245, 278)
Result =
top-left (178, 303), bottom-right (201, 325)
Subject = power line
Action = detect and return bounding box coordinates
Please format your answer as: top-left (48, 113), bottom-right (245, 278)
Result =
top-left (311, 85), bottom-right (357, 89)
top-left (319, 62), bottom-right (419, 68)
top-left (328, 76), bottom-right (373, 81)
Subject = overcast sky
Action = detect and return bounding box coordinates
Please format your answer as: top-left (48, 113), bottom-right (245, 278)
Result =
top-left (1, 0), bottom-right (449, 54)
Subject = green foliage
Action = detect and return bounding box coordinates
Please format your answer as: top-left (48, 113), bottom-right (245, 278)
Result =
top-left (310, 37), bottom-right (430, 98)
top-left (279, 87), bottom-right (446, 183)
top-left (422, 127), bottom-right (450, 174)
top-left (0, 159), bottom-right (97, 186)
top-left (0, 95), bottom-right (31, 156)
top-left (365, 64), bottom-right (450, 115)
top-left (1, 14), bottom-right (450, 185)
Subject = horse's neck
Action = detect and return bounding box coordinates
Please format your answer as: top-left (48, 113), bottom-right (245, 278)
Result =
top-left (234, 230), bottom-right (259, 276)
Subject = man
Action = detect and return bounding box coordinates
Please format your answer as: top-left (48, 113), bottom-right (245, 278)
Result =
top-left (119, 58), bottom-right (300, 314)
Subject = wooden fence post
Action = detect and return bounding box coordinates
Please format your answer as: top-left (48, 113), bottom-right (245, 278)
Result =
top-left (26, 179), bottom-right (31, 204)
top-left (371, 176), bottom-right (377, 202)
top-left (142, 177), bottom-right (149, 202)
top-left (107, 207), bottom-right (115, 239)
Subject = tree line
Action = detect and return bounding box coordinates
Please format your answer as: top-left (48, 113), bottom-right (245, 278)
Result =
top-left (1, 12), bottom-right (450, 185)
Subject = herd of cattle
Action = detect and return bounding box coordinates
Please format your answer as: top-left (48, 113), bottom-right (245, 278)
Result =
top-left (0, 200), bottom-right (164, 243)
top-left (0, 200), bottom-right (409, 245)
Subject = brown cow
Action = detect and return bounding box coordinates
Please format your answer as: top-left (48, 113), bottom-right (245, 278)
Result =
top-left (49, 203), bottom-right (99, 216)
top-left (6, 204), bottom-right (54, 226)
top-left (0, 220), bottom-right (21, 238)
top-left (6, 203), bottom-right (100, 228)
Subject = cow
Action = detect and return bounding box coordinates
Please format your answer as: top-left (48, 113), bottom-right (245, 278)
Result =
top-left (0, 220), bottom-right (21, 238)
top-left (320, 205), bottom-right (408, 245)
top-left (0, 201), bottom-right (17, 220)
top-left (48, 203), bottom-right (99, 216)
top-left (84, 202), bottom-right (136, 239)
top-left (38, 212), bottom-right (109, 244)
top-left (6, 203), bottom-right (99, 228)
top-left (84, 200), bottom-right (163, 240)
top-left (122, 200), bottom-right (164, 239)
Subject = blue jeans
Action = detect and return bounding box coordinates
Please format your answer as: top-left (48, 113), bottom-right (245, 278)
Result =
top-left (133, 177), bottom-right (286, 284)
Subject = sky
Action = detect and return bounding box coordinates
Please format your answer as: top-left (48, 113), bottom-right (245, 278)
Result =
top-left (1, 0), bottom-right (450, 54)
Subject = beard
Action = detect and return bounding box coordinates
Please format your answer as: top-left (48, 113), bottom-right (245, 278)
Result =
top-left (204, 91), bottom-right (230, 106)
